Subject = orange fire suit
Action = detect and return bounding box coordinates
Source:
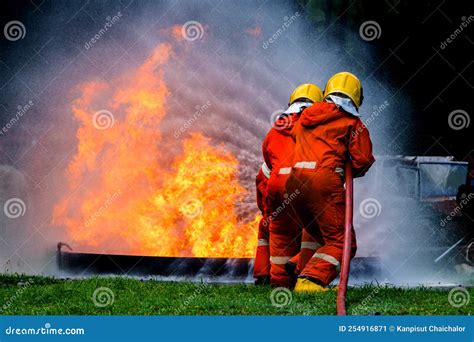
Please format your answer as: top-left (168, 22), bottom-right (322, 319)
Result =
top-left (263, 114), bottom-right (322, 288)
top-left (253, 168), bottom-right (270, 281)
top-left (286, 102), bottom-right (375, 286)
top-left (287, 229), bottom-right (322, 276)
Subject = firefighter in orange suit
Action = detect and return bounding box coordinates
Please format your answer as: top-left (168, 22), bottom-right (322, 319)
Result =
top-left (253, 167), bottom-right (271, 285)
top-left (286, 72), bottom-right (375, 292)
top-left (263, 84), bottom-right (324, 288)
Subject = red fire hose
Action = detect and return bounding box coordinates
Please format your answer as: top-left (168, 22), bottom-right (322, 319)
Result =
top-left (337, 160), bottom-right (353, 315)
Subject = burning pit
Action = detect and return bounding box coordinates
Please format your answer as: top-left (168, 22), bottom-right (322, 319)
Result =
top-left (52, 40), bottom-right (261, 259)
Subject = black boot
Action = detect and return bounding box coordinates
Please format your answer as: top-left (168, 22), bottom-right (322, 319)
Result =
top-left (254, 276), bottom-right (271, 285)
top-left (285, 261), bottom-right (297, 277)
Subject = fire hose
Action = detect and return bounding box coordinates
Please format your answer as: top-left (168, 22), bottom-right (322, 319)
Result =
top-left (336, 159), bottom-right (353, 315)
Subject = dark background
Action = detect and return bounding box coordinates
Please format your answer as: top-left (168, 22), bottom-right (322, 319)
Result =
top-left (0, 0), bottom-right (472, 160)
top-left (299, 0), bottom-right (473, 160)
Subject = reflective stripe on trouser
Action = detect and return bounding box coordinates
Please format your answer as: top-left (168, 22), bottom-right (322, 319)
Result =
top-left (278, 167), bottom-right (292, 175)
top-left (254, 245), bottom-right (270, 277)
top-left (294, 161), bottom-right (317, 169)
top-left (270, 256), bottom-right (291, 264)
top-left (285, 169), bottom-right (357, 286)
top-left (267, 170), bottom-right (302, 288)
top-left (289, 230), bottom-right (324, 275)
top-left (312, 252), bottom-right (340, 271)
top-left (301, 241), bottom-right (321, 249)
top-left (254, 218), bottom-right (270, 278)
top-left (268, 204), bottom-right (301, 288)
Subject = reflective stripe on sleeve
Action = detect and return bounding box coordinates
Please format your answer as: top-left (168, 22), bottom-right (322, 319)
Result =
top-left (261, 162), bottom-right (271, 179)
top-left (257, 239), bottom-right (269, 247)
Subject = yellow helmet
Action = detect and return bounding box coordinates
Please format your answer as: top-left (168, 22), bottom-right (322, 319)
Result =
top-left (288, 83), bottom-right (323, 106)
top-left (324, 72), bottom-right (363, 108)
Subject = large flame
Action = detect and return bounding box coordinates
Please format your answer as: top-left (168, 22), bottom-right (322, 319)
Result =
top-left (52, 41), bottom-right (259, 257)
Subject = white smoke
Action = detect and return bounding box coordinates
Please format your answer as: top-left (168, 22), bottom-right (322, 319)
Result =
top-left (1, 0), bottom-right (441, 285)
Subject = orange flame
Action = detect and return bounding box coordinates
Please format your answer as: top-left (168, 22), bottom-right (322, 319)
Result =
top-left (160, 25), bottom-right (185, 41)
top-left (53, 41), bottom-right (259, 257)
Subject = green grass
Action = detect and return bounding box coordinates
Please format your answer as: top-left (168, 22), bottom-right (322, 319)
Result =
top-left (0, 274), bottom-right (472, 315)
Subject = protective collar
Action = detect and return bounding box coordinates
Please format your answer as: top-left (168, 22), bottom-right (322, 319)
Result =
top-left (283, 101), bottom-right (313, 114)
top-left (325, 95), bottom-right (360, 116)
